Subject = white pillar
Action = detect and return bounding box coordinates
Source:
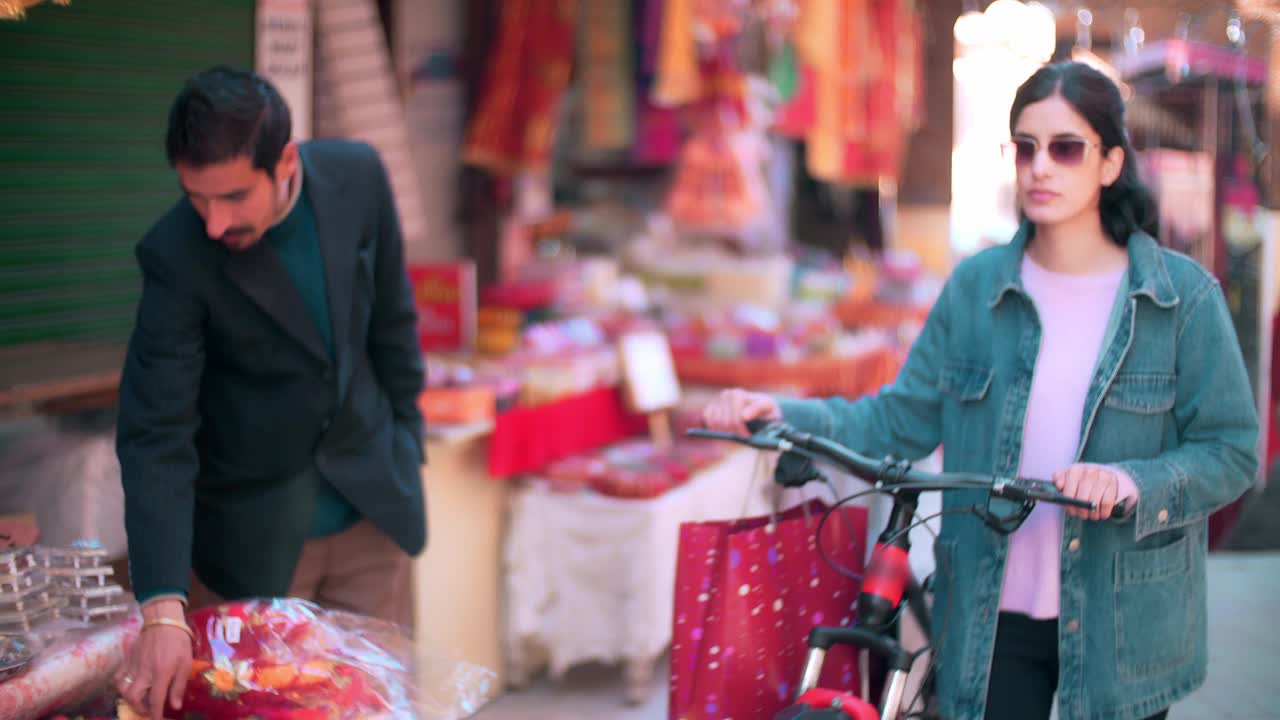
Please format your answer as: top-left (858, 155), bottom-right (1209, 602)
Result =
top-left (393, 0), bottom-right (464, 261)
top-left (255, 0), bottom-right (315, 140)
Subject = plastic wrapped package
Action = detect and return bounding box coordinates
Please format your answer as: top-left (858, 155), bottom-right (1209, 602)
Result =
top-left (115, 599), bottom-right (495, 720)
top-left (0, 614), bottom-right (141, 720)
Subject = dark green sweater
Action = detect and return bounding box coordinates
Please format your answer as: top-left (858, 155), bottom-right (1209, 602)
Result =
top-left (266, 189), bottom-right (360, 539)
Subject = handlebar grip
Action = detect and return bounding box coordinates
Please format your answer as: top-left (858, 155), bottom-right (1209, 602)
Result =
top-left (686, 428), bottom-right (737, 441)
top-left (1015, 479), bottom-right (1132, 520)
top-left (686, 427), bottom-right (783, 452)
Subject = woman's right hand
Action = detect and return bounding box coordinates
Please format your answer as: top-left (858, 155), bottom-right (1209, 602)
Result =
top-left (701, 388), bottom-right (782, 435)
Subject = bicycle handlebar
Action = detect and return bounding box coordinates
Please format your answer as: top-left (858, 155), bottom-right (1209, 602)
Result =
top-left (688, 422), bottom-right (1129, 520)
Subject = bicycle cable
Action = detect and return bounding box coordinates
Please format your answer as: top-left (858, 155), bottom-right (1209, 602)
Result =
top-left (814, 487), bottom-right (970, 719)
top-left (876, 506), bottom-right (970, 720)
top-left (813, 486), bottom-right (885, 583)
top-left (775, 441), bottom-right (1023, 718)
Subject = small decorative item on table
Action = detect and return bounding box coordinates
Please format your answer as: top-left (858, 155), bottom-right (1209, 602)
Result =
top-left (33, 541), bottom-right (131, 626)
top-left (0, 577), bottom-right (56, 616)
top-left (0, 549), bottom-right (62, 636)
top-left (0, 635), bottom-right (33, 684)
top-left (31, 541), bottom-right (109, 572)
top-left (0, 550), bottom-right (35, 580)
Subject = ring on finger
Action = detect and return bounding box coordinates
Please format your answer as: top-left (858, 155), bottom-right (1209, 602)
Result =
top-left (123, 675), bottom-right (136, 685)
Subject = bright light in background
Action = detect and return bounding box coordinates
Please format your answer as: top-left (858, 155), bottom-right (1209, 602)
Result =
top-left (950, 1), bottom-right (1056, 256)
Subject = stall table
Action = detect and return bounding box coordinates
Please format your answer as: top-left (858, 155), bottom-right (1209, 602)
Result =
top-left (502, 448), bottom-right (777, 702)
top-left (412, 425), bottom-right (508, 698)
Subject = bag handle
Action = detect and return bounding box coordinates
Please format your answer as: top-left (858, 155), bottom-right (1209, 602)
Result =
top-left (737, 449), bottom-right (781, 526)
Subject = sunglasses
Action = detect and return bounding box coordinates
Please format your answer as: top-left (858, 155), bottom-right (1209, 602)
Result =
top-left (1003, 137), bottom-right (1101, 168)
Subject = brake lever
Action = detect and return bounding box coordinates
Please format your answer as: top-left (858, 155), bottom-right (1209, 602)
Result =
top-left (971, 500), bottom-right (1035, 535)
top-left (774, 450), bottom-right (826, 488)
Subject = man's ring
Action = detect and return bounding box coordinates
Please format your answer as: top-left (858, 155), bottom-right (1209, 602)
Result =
top-left (123, 675), bottom-right (135, 685)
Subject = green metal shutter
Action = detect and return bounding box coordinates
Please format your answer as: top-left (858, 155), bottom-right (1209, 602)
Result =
top-left (0, 0), bottom-right (255, 347)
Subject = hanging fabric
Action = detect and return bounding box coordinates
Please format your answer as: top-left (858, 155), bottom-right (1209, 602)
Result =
top-left (463, 0), bottom-right (577, 174)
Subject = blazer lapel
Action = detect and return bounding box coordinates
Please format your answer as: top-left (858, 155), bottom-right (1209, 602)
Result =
top-left (223, 240), bottom-right (331, 364)
top-left (301, 143), bottom-right (358, 396)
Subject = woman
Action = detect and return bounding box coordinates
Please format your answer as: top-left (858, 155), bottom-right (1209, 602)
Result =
top-left (702, 61), bottom-right (1257, 720)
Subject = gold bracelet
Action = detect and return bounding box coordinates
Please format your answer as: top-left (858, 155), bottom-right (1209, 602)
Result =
top-left (142, 617), bottom-right (196, 642)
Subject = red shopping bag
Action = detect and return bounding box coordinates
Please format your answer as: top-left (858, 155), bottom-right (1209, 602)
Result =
top-left (669, 499), bottom-right (870, 720)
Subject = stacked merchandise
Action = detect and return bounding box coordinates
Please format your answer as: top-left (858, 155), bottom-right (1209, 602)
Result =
top-left (0, 541), bottom-right (130, 639)
top-left (0, 549), bottom-right (60, 635)
top-left (34, 542), bottom-right (130, 625)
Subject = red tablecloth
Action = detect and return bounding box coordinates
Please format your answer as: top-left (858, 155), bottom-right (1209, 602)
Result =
top-left (487, 386), bottom-right (648, 477)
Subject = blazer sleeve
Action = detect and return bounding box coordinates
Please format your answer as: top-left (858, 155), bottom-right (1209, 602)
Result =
top-left (115, 240), bottom-right (204, 598)
top-left (364, 149), bottom-right (427, 460)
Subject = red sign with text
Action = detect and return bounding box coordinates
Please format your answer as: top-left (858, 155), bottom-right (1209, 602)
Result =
top-left (407, 262), bottom-right (477, 352)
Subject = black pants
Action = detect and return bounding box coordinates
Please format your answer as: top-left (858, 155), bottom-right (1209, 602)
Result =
top-left (984, 612), bottom-right (1170, 720)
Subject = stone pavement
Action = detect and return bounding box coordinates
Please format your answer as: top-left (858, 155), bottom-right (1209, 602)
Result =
top-left (477, 551), bottom-right (1280, 720)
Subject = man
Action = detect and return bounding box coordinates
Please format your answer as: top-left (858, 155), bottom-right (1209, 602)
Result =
top-left (114, 66), bottom-right (427, 718)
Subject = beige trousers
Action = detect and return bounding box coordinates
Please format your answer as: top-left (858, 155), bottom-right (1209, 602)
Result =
top-left (189, 519), bottom-right (413, 628)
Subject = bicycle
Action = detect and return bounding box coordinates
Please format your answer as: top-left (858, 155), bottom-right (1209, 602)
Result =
top-left (687, 420), bottom-right (1126, 720)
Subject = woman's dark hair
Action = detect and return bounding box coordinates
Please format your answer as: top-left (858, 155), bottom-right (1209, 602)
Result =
top-left (1009, 61), bottom-right (1158, 245)
top-left (165, 65), bottom-right (291, 176)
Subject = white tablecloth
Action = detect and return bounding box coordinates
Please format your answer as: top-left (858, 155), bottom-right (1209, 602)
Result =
top-left (502, 447), bottom-right (942, 681)
top-left (504, 448), bottom-right (775, 678)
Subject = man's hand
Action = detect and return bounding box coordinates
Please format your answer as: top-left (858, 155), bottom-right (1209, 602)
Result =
top-left (114, 599), bottom-right (192, 720)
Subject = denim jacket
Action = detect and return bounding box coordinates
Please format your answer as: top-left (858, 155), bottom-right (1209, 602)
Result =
top-left (779, 228), bottom-right (1258, 720)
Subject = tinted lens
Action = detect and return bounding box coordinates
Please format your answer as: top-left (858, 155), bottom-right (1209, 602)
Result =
top-left (1014, 139), bottom-right (1036, 166)
top-left (1047, 139), bottom-right (1088, 166)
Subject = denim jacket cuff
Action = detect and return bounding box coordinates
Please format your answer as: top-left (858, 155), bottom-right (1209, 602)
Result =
top-left (1113, 458), bottom-right (1186, 540)
top-left (775, 397), bottom-right (835, 438)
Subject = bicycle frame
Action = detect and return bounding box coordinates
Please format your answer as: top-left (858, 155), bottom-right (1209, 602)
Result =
top-left (787, 486), bottom-right (939, 720)
top-left (687, 420), bottom-right (1118, 720)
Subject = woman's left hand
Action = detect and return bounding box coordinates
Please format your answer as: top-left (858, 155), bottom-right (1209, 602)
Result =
top-left (1053, 464), bottom-right (1120, 522)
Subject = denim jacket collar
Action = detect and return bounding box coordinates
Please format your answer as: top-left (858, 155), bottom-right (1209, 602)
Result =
top-left (987, 222), bottom-right (1180, 309)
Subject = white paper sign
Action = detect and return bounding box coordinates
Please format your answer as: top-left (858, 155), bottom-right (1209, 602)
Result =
top-left (619, 330), bottom-right (682, 414)
top-left (256, 0), bottom-right (314, 139)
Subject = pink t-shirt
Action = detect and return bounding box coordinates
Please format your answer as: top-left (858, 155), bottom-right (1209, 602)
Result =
top-left (999, 255), bottom-right (1138, 619)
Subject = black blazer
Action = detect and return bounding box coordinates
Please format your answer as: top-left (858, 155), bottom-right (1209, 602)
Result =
top-left (116, 140), bottom-right (427, 600)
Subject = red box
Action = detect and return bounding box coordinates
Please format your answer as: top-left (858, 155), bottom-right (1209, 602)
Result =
top-left (408, 262), bottom-right (477, 352)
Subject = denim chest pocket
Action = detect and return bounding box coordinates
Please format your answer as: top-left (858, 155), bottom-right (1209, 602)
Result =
top-left (1103, 373), bottom-right (1175, 414)
top-left (938, 363), bottom-right (994, 401)
top-left (1113, 534), bottom-right (1194, 679)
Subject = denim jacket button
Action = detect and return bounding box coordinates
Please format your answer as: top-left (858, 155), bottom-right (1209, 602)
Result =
top-left (1068, 538), bottom-right (1081, 552)
top-left (1066, 619), bottom-right (1080, 633)
top-left (1157, 509), bottom-right (1169, 524)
